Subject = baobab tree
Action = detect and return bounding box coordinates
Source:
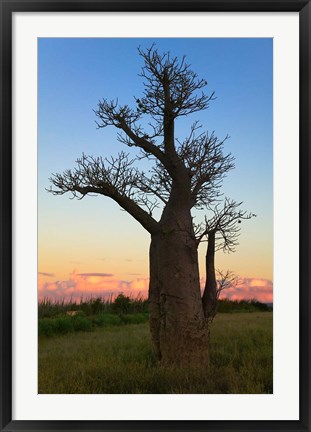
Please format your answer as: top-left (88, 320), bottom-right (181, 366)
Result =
top-left (195, 198), bottom-right (255, 324)
top-left (49, 46), bottom-right (250, 365)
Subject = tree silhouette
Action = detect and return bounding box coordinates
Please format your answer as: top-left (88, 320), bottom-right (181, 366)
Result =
top-left (195, 198), bottom-right (255, 323)
top-left (49, 46), bottom-right (251, 364)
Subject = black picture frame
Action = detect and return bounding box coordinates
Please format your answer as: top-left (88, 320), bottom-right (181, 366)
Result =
top-left (1, 1), bottom-right (310, 431)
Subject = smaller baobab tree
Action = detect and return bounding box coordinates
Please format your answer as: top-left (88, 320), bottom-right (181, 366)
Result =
top-left (195, 198), bottom-right (256, 323)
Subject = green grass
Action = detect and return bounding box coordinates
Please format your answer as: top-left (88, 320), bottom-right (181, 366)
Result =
top-left (38, 296), bottom-right (271, 338)
top-left (38, 312), bottom-right (272, 394)
top-left (38, 312), bottom-right (150, 337)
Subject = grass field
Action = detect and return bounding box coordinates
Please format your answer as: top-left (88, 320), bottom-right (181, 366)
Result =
top-left (38, 312), bottom-right (272, 394)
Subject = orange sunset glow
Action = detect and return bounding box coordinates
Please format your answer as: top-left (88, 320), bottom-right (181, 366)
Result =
top-left (38, 270), bottom-right (273, 303)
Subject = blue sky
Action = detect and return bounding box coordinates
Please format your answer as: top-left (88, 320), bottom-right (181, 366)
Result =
top-left (38, 38), bottom-right (273, 300)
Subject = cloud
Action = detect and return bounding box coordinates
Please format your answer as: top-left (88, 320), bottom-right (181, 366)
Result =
top-left (38, 270), bottom-right (272, 303)
top-left (77, 273), bottom-right (114, 278)
top-left (118, 278), bottom-right (149, 292)
top-left (248, 279), bottom-right (268, 288)
top-left (219, 277), bottom-right (273, 303)
top-left (38, 270), bottom-right (149, 301)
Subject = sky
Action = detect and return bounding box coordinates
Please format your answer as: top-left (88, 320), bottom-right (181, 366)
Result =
top-left (38, 38), bottom-right (273, 303)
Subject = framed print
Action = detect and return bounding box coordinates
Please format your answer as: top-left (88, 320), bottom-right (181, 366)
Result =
top-left (1, 1), bottom-right (310, 431)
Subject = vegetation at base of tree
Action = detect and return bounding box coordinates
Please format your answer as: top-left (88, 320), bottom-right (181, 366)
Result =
top-left (38, 312), bottom-right (272, 394)
top-left (38, 294), bottom-right (148, 319)
top-left (217, 299), bottom-right (271, 313)
top-left (38, 312), bottom-right (149, 337)
top-left (38, 294), bottom-right (271, 337)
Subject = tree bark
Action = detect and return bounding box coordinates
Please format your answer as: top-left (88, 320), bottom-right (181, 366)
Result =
top-left (148, 194), bottom-right (209, 365)
top-left (149, 236), bottom-right (162, 361)
top-left (202, 230), bottom-right (218, 322)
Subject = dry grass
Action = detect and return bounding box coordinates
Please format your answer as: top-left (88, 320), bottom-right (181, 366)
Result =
top-left (38, 312), bottom-right (272, 394)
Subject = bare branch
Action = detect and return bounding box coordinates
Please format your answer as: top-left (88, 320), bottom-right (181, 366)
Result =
top-left (196, 198), bottom-right (256, 251)
top-left (94, 99), bottom-right (141, 129)
top-left (176, 129), bottom-right (235, 208)
top-left (137, 46), bottom-right (215, 120)
top-left (216, 269), bottom-right (240, 300)
top-left (48, 153), bottom-right (160, 235)
top-left (94, 99), bottom-right (174, 175)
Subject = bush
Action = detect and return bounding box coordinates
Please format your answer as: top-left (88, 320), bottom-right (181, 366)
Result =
top-left (53, 317), bottom-right (75, 335)
top-left (39, 316), bottom-right (93, 337)
top-left (91, 313), bottom-right (120, 327)
top-left (38, 294), bottom-right (149, 318)
top-left (98, 314), bottom-right (122, 326)
top-left (38, 319), bottom-right (56, 337)
top-left (72, 315), bottom-right (93, 332)
top-left (120, 313), bottom-right (149, 325)
top-left (113, 294), bottom-right (132, 315)
top-left (217, 299), bottom-right (270, 313)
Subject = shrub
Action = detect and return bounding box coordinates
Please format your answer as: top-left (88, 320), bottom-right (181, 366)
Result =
top-left (38, 294), bottom-right (149, 318)
top-left (53, 317), bottom-right (74, 335)
top-left (38, 319), bottom-right (56, 337)
top-left (217, 299), bottom-right (270, 313)
top-left (113, 294), bottom-right (132, 315)
top-left (120, 313), bottom-right (149, 325)
top-left (72, 315), bottom-right (93, 332)
top-left (39, 316), bottom-right (93, 337)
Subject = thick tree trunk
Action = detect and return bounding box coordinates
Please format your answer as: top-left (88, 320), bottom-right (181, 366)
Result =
top-left (149, 236), bottom-right (162, 361)
top-left (202, 230), bottom-right (218, 322)
top-left (148, 198), bottom-right (209, 365)
top-left (147, 77), bottom-right (210, 364)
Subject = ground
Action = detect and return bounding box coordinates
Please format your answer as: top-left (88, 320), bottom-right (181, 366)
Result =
top-left (38, 312), bottom-right (272, 394)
